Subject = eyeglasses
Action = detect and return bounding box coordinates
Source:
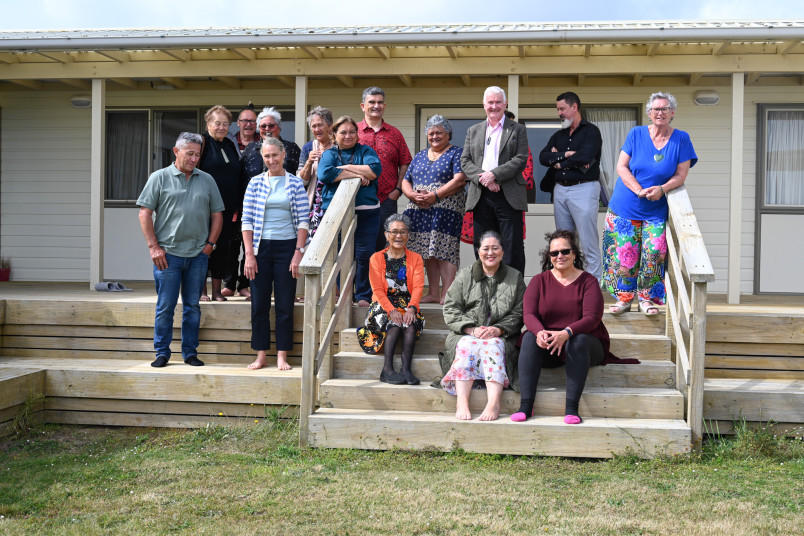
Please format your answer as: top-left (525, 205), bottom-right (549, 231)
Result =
top-left (337, 130), bottom-right (358, 136)
top-left (211, 121), bottom-right (229, 128)
top-left (386, 230), bottom-right (408, 236)
top-left (549, 248), bottom-right (572, 257)
top-left (259, 123), bottom-right (278, 129)
top-left (239, 119), bottom-right (257, 124)
top-left (650, 107), bottom-right (672, 114)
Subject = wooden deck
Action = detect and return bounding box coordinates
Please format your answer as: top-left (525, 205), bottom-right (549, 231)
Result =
top-left (1, 282), bottom-right (802, 450)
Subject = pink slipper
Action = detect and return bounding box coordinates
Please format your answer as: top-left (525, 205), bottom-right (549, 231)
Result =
top-left (510, 412), bottom-right (528, 422)
top-left (564, 415), bottom-right (582, 425)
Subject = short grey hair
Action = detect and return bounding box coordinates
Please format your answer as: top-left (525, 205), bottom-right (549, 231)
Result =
top-left (362, 86), bottom-right (385, 103)
top-left (425, 115), bottom-right (453, 139)
top-left (646, 92), bottom-right (678, 115)
top-left (257, 106), bottom-right (282, 128)
top-left (175, 132), bottom-right (203, 150)
top-left (307, 106), bottom-right (333, 126)
top-left (261, 137), bottom-right (285, 152)
top-left (384, 213), bottom-right (411, 231)
top-left (483, 86), bottom-right (506, 103)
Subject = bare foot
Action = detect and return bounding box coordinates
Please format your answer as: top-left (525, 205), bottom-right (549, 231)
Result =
top-left (221, 288), bottom-right (235, 297)
top-left (276, 357), bottom-right (293, 371)
top-left (478, 402), bottom-right (500, 421)
top-left (357, 300), bottom-right (371, 307)
top-left (439, 295), bottom-right (446, 305)
top-left (200, 294), bottom-right (211, 302)
top-left (212, 293), bottom-right (227, 302)
top-left (247, 357), bottom-right (267, 370)
top-left (455, 399), bottom-right (472, 420)
top-left (420, 294), bottom-right (440, 304)
top-left (238, 288), bottom-right (251, 298)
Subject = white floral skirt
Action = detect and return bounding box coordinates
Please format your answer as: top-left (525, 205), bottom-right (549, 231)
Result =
top-left (440, 335), bottom-right (508, 395)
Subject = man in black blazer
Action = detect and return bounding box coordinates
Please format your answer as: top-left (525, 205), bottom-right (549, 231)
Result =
top-left (461, 86), bottom-right (529, 274)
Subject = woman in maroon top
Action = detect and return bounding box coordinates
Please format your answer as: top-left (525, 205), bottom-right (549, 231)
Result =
top-left (511, 229), bottom-right (612, 425)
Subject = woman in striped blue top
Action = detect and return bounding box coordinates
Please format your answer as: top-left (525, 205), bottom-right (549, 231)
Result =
top-left (241, 137), bottom-right (310, 371)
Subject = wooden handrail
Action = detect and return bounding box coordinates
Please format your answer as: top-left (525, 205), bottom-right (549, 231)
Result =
top-left (665, 185), bottom-right (714, 451)
top-left (299, 178), bottom-right (360, 446)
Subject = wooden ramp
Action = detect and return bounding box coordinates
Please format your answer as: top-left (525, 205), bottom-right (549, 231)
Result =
top-left (307, 305), bottom-right (692, 459)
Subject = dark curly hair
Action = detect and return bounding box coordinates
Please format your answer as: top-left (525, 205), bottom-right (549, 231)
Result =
top-left (539, 229), bottom-right (586, 272)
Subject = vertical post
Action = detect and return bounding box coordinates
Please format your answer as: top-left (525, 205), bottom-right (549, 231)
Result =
top-left (728, 73), bottom-right (744, 304)
top-left (89, 78), bottom-right (106, 288)
top-left (688, 281), bottom-right (708, 451)
top-left (299, 272), bottom-right (321, 447)
top-left (295, 76), bottom-right (308, 147)
top-left (507, 74), bottom-right (520, 120)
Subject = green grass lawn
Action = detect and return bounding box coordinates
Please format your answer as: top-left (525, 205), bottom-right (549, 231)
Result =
top-left (1, 418), bottom-right (802, 536)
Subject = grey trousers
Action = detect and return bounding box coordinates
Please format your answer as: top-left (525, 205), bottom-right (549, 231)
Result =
top-left (553, 181), bottom-right (602, 280)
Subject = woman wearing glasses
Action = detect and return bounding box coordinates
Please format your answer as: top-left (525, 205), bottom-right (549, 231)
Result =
top-left (512, 230), bottom-right (614, 425)
top-left (440, 230), bottom-right (525, 421)
top-left (603, 92), bottom-right (698, 316)
top-left (317, 115), bottom-right (383, 307)
top-left (356, 214), bottom-right (425, 385)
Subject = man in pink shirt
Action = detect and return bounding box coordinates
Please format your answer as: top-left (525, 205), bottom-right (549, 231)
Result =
top-left (461, 86), bottom-right (529, 274)
top-left (357, 86), bottom-right (413, 252)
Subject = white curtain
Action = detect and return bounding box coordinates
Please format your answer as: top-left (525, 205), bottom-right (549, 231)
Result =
top-left (766, 110), bottom-right (804, 206)
top-left (105, 111), bottom-right (149, 201)
top-left (585, 108), bottom-right (636, 205)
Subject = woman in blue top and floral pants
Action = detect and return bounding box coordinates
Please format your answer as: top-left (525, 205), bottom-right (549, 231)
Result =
top-left (602, 92), bottom-right (698, 315)
top-left (242, 137), bottom-right (310, 371)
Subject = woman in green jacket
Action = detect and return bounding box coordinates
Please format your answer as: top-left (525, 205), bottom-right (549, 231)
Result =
top-left (440, 231), bottom-right (526, 421)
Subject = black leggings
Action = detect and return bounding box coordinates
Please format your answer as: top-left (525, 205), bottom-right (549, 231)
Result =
top-left (518, 331), bottom-right (604, 417)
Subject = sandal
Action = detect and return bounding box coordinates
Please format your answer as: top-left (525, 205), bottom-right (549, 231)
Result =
top-left (638, 300), bottom-right (659, 316)
top-left (609, 301), bottom-right (631, 315)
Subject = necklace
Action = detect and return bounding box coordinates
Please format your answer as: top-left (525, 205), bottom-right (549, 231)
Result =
top-left (428, 145), bottom-right (449, 162)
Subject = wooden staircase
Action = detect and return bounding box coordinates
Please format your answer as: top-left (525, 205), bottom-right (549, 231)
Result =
top-left (306, 305), bottom-right (692, 458)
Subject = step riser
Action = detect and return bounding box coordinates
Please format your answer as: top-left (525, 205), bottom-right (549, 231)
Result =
top-left (319, 384), bottom-right (684, 419)
top-left (307, 412), bottom-right (691, 458)
top-left (339, 331), bottom-right (670, 361)
top-left (332, 355), bottom-right (676, 389)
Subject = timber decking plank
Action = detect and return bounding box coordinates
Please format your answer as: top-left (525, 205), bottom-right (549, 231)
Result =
top-left (705, 355), bottom-right (804, 371)
top-left (704, 379), bottom-right (804, 422)
top-left (2, 325), bottom-right (255, 341)
top-left (704, 369), bottom-right (804, 380)
top-left (706, 313), bottom-right (804, 344)
top-left (319, 380), bottom-right (683, 419)
top-left (308, 409), bottom-right (691, 458)
top-left (0, 368), bottom-right (45, 409)
top-left (41, 410), bottom-right (273, 429)
top-left (332, 352), bottom-right (677, 388)
top-left (44, 397), bottom-right (297, 419)
top-left (0, 349), bottom-right (304, 363)
top-left (706, 341), bottom-right (804, 357)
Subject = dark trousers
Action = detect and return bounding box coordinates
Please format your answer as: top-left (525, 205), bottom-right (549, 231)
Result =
top-left (375, 197), bottom-right (398, 252)
top-left (518, 331), bottom-right (604, 415)
top-left (355, 208), bottom-right (381, 302)
top-left (208, 217), bottom-right (239, 280)
top-left (472, 190), bottom-right (526, 275)
top-left (249, 238), bottom-right (296, 352)
top-left (224, 235), bottom-right (249, 292)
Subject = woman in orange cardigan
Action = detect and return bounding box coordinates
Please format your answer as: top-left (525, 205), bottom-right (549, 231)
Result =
top-left (357, 214), bottom-right (425, 385)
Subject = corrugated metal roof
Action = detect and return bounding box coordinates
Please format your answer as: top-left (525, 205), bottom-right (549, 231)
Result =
top-left (1, 20), bottom-right (803, 41)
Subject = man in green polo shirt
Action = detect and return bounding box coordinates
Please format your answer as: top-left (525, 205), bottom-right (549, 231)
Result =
top-left (137, 132), bottom-right (225, 368)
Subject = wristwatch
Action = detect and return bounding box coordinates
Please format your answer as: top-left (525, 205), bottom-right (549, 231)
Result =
top-left (205, 241), bottom-right (216, 251)
top-left (296, 246), bottom-right (305, 253)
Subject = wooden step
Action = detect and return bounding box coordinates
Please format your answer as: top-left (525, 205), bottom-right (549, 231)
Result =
top-left (703, 378), bottom-right (804, 423)
top-left (338, 329), bottom-right (670, 360)
top-left (319, 379), bottom-right (683, 419)
top-left (307, 408), bottom-right (691, 458)
top-left (0, 357), bottom-right (302, 407)
top-left (331, 351), bottom-right (677, 388)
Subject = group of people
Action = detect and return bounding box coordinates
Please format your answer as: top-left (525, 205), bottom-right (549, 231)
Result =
top-left (136, 84), bottom-right (696, 425)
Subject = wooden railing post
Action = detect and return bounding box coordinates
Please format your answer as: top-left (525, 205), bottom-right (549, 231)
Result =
top-left (688, 281), bottom-right (708, 450)
top-left (299, 272), bottom-right (321, 447)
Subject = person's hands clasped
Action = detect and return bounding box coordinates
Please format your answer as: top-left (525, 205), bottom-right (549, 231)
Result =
top-left (540, 329), bottom-right (571, 355)
top-left (388, 309), bottom-right (405, 326)
top-left (469, 325), bottom-right (502, 339)
top-left (640, 185), bottom-right (664, 201)
top-left (150, 245), bottom-right (168, 271)
top-left (478, 171), bottom-right (500, 192)
top-left (309, 147), bottom-right (324, 163)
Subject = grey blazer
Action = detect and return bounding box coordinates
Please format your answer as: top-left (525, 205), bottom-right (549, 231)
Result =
top-left (460, 119), bottom-right (529, 212)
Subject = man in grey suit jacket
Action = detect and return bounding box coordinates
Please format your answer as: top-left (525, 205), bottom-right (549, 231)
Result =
top-left (461, 86), bottom-right (529, 274)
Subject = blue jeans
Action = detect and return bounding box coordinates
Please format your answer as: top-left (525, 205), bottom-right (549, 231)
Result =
top-left (153, 252), bottom-right (209, 362)
top-left (355, 208), bottom-right (381, 302)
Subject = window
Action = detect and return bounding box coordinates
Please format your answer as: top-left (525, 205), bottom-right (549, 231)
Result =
top-left (105, 107), bottom-right (296, 204)
top-left (762, 108), bottom-right (804, 207)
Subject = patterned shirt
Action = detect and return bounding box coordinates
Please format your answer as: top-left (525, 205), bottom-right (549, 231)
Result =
top-left (241, 172), bottom-right (310, 255)
top-left (357, 120), bottom-right (412, 203)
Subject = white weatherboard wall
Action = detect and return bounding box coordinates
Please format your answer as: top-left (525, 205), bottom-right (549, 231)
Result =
top-left (0, 92), bottom-right (92, 281)
top-left (4, 82), bottom-right (802, 293)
